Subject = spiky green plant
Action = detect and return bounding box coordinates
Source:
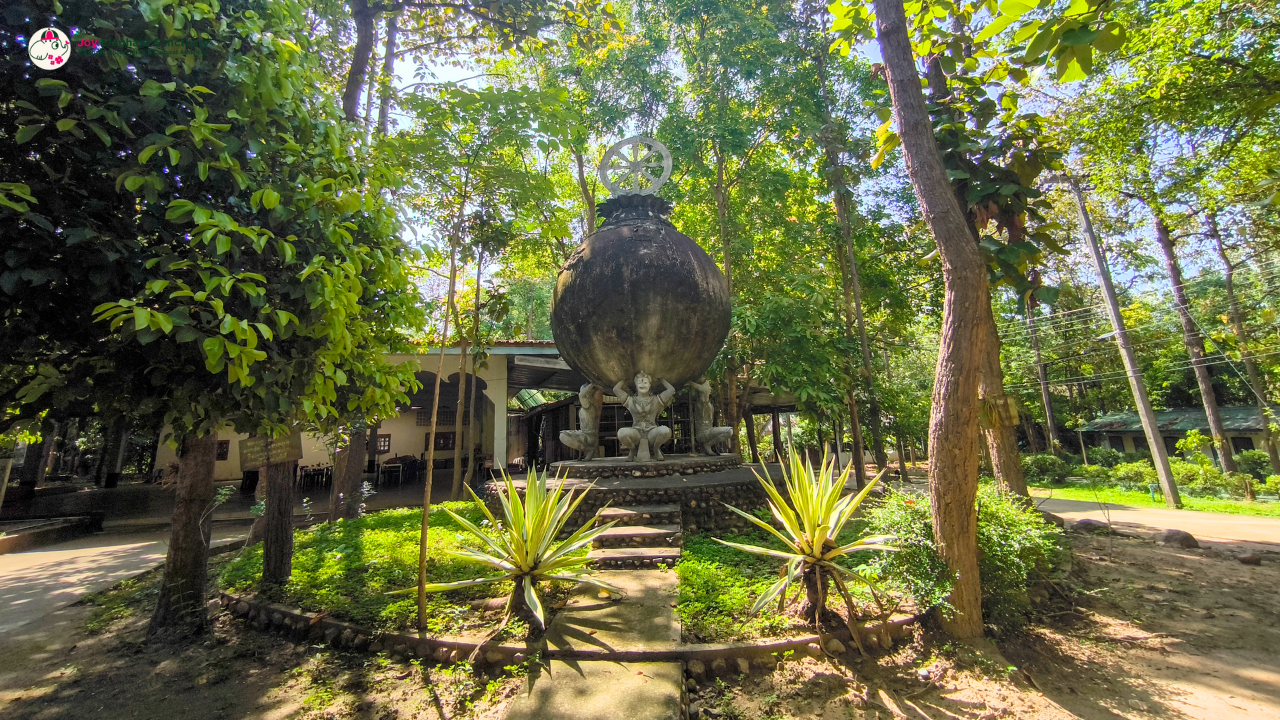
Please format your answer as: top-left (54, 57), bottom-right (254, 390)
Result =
top-left (398, 467), bottom-right (617, 631)
top-left (716, 450), bottom-right (896, 634)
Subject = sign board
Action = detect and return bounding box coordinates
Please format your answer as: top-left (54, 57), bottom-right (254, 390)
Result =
top-left (513, 355), bottom-right (571, 370)
top-left (239, 433), bottom-right (303, 471)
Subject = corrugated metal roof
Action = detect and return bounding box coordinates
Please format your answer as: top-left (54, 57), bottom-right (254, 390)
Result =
top-left (1082, 405), bottom-right (1278, 433)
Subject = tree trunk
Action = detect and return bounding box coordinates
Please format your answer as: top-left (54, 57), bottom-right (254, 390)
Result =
top-left (847, 395), bottom-right (867, 489)
top-left (375, 11), bottom-right (399, 136)
top-left (811, 14), bottom-right (887, 471)
top-left (798, 565), bottom-right (841, 628)
top-left (461, 258), bottom-right (484, 489)
top-left (1021, 408), bottom-right (1039, 454)
top-left (744, 407), bottom-right (761, 463)
top-left (419, 244), bottom-right (459, 629)
top-left (148, 433), bottom-right (218, 639)
top-left (771, 409), bottom-right (782, 462)
top-left (17, 417), bottom-right (55, 488)
top-left (261, 459), bottom-right (297, 589)
top-left (329, 428), bottom-right (367, 521)
top-left (573, 149), bottom-right (597, 236)
top-left (451, 329), bottom-right (470, 500)
top-left (1150, 211), bottom-right (1239, 475)
top-left (980, 302), bottom-right (1028, 495)
top-left (1208, 213), bottom-right (1280, 476)
top-left (362, 21), bottom-right (379, 128)
top-left (875, 0), bottom-right (988, 638)
top-left (712, 146), bottom-right (742, 456)
top-left (1027, 307), bottom-right (1060, 455)
top-left (342, 0), bottom-right (377, 122)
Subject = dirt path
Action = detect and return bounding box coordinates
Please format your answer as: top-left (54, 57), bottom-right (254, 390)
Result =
top-left (696, 533), bottom-right (1280, 720)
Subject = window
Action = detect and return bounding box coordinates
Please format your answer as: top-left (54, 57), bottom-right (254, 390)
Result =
top-left (416, 409), bottom-right (466, 426)
top-left (1132, 436), bottom-right (1149, 453)
top-left (376, 434), bottom-right (391, 454)
top-left (1232, 436), bottom-right (1256, 453)
top-left (1106, 435), bottom-right (1125, 452)
top-left (216, 440), bottom-right (230, 462)
top-left (1163, 436), bottom-right (1178, 456)
top-left (427, 432), bottom-right (456, 452)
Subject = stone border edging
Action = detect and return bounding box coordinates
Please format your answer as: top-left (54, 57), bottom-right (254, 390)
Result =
top-left (217, 590), bottom-right (916, 669)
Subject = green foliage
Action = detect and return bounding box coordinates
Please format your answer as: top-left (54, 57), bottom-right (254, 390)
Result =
top-left (1175, 429), bottom-right (1210, 457)
top-left (1236, 450), bottom-right (1272, 481)
top-left (1021, 453), bottom-right (1070, 484)
top-left (864, 486), bottom-right (1063, 632)
top-left (676, 530), bottom-right (796, 642)
top-left (1, 0), bottom-right (422, 439)
top-left (859, 491), bottom-right (952, 614)
top-left (220, 504), bottom-right (515, 634)
top-left (1111, 461), bottom-right (1156, 488)
top-left (411, 468), bottom-right (615, 628)
top-left (713, 451), bottom-right (896, 620)
top-left (1264, 476), bottom-right (1280, 499)
top-left (1084, 446), bottom-right (1124, 468)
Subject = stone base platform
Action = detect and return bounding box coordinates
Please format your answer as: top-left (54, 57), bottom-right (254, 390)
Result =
top-left (493, 463), bottom-right (781, 534)
top-left (550, 453), bottom-right (740, 480)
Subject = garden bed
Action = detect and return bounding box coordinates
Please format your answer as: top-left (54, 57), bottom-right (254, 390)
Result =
top-left (218, 503), bottom-right (575, 640)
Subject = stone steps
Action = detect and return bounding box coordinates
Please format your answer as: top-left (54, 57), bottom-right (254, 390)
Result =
top-left (593, 523), bottom-right (683, 549)
top-left (597, 503), bottom-right (682, 527)
top-left (587, 546), bottom-right (682, 569)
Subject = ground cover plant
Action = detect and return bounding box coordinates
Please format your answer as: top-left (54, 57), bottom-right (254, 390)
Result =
top-left (861, 485), bottom-right (1065, 633)
top-left (220, 502), bottom-right (574, 637)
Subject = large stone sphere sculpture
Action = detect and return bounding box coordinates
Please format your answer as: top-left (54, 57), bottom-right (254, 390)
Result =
top-left (550, 194), bottom-right (731, 391)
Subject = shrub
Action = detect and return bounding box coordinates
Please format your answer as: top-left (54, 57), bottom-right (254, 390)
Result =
top-left (1111, 461), bottom-right (1156, 489)
top-left (863, 485), bottom-right (1064, 633)
top-left (1021, 453), bottom-right (1070, 484)
top-left (1236, 450), bottom-right (1272, 481)
top-left (1074, 464), bottom-right (1113, 486)
top-left (1169, 458), bottom-right (1238, 498)
top-left (1263, 475), bottom-right (1280, 499)
top-left (1085, 446), bottom-right (1124, 468)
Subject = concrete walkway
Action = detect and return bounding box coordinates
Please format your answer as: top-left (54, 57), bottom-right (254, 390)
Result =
top-left (1032, 496), bottom-right (1280, 552)
top-left (506, 570), bottom-right (684, 720)
top-left (0, 527), bottom-right (247, 635)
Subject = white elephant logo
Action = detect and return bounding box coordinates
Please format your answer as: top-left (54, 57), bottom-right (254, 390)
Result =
top-left (28, 27), bottom-right (72, 70)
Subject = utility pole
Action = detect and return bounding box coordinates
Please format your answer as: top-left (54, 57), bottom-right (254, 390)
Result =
top-left (1026, 307), bottom-right (1061, 455)
top-left (1063, 175), bottom-right (1181, 508)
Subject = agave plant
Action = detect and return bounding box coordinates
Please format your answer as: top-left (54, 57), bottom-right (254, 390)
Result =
top-left (407, 467), bottom-right (618, 632)
top-left (717, 449), bottom-right (896, 636)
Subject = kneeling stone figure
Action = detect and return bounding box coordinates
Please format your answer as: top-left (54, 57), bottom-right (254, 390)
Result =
top-left (690, 380), bottom-right (733, 456)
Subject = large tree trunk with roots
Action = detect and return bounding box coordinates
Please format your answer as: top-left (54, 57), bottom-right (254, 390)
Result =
top-left (980, 301), bottom-right (1028, 496)
top-left (1150, 211), bottom-right (1239, 477)
top-left (261, 460), bottom-right (297, 589)
top-left (875, 0), bottom-right (988, 638)
top-left (329, 429), bottom-right (367, 521)
top-left (149, 433), bottom-right (218, 639)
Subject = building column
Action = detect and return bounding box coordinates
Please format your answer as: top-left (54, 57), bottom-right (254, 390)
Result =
top-left (490, 364), bottom-right (509, 475)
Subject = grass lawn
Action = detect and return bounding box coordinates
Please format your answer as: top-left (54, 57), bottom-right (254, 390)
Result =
top-left (1028, 482), bottom-right (1280, 518)
top-left (219, 502), bottom-right (574, 637)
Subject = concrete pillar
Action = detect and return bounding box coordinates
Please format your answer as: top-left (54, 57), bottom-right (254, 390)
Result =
top-left (490, 362), bottom-right (509, 474)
